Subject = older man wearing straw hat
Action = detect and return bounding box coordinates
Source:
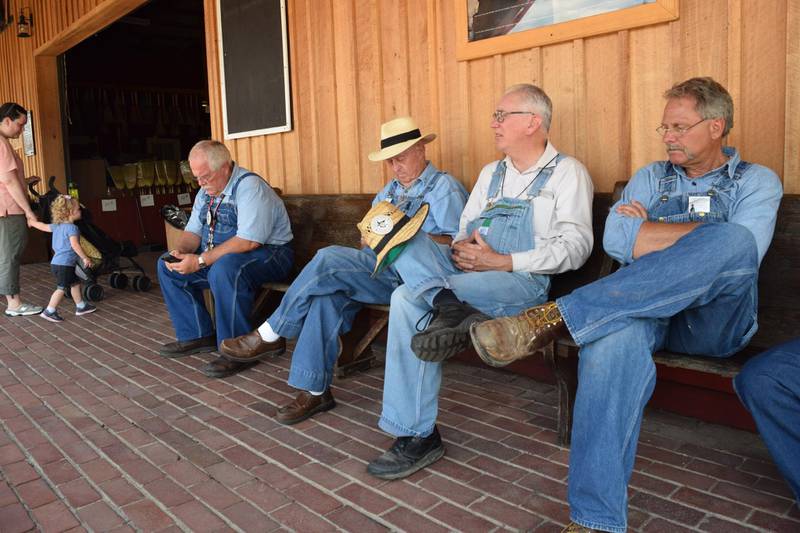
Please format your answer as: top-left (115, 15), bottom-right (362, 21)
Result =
top-left (220, 117), bottom-right (468, 422)
top-left (366, 83), bottom-right (594, 480)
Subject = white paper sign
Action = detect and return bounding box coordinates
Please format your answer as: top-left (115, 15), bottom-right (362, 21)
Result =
top-left (101, 199), bottom-right (117, 212)
top-left (140, 194), bottom-right (155, 207)
top-left (177, 193), bottom-right (191, 206)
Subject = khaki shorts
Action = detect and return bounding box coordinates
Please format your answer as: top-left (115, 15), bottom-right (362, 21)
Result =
top-left (0, 215), bottom-right (28, 295)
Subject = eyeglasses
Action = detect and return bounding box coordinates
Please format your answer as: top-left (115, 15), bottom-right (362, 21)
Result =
top-left (492, 110), bottom-right (536, 123)
top-left (656, 118), bottom-right (707, 137)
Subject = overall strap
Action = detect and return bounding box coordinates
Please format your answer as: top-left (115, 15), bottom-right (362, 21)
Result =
top-left (486, 161), bottom-right (507, 201)
top-left (731, 160), bottom-right (751, 181)
top-left (656, 162), bottom-right (678, 194)
top-left (229, 172), bottom-right (259, 201)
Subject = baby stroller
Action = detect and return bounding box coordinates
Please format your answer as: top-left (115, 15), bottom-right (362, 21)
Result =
top-left (29, 177), bottom-right (153, 302)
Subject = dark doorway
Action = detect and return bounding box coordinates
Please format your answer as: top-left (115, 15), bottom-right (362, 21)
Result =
top-left (61, 0), bottom-right (209, 249)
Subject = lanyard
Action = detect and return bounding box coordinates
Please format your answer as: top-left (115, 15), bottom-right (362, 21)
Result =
top-left (205, 194), bottom-right (225, 250)
top-left (490, 154), bottom-right (559, 206)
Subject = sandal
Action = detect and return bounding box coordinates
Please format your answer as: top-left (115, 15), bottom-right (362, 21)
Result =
top-left (5, 303), bottom-right (44, 316)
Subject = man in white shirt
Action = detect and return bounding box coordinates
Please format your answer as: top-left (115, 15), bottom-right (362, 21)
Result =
top-left (366, 84), bottom-right (594, 480)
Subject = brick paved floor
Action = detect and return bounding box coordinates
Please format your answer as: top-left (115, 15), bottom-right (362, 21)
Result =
top-left (1, 263), bottom-right (798, 532)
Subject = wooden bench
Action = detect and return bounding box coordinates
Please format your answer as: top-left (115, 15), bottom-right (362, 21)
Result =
top-left (251, 194), bottom-right (390, 377)
top-left (542, 183), bottom-right (800, 446)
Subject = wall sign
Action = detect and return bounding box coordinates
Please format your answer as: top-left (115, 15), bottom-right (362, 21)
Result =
top-left (217, 0), bottom-right (292, 139)
top-left (22, 110), bottom-right (35, 156)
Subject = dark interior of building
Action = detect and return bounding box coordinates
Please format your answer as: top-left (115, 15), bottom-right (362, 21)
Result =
top-left (61, 0), bottom-right (209, 249)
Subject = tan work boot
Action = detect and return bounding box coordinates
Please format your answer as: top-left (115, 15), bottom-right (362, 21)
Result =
top-left (469, 301), bottom-right (566, 367)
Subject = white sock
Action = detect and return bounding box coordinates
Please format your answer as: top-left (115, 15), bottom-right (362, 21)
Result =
top-left (46, 306), bottom-right (56, 313)
top-left (309, 390), bottom-right (325, 396)
top-left (257, 321), bottom-right (280, 342)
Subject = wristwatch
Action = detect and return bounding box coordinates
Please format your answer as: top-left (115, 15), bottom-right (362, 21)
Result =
top-left (197, 254), bottom-right (207, 268)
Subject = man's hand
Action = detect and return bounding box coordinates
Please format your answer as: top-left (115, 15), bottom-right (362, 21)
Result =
top-left (616, 200), bottom-right (649, 219)
top-left (82, 257), bottom-right (92, 269)
top-left (451, 230), bottom-right (513, 272)
top-left (165, 251), bottom-right (202, 275)
top-left (25, 210), bottom-right (38, 226)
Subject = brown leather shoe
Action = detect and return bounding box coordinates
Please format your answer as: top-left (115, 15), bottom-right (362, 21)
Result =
top-left (275, 390), bottom-right (336, 425)
top-left (469, 301), bottom-right (567, 367)
top-left (159, 335), bottom-right (217, 358)
top-left (219, 330), bottom-right (286, 362)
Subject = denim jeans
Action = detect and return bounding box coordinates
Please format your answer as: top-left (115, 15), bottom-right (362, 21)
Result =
top-left (379, 234), bottom-right (549, 437)
top-left (267, 246), bottom-right (402, 392)
top-left (557, 223), bottom-right (760, 532)
top-left (158, 244), bottom-right (293, 346)
top-left (734, 338), bottom-right (800, 505)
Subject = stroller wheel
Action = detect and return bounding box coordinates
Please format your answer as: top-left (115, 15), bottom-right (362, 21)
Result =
top-left (110, 272), bottom-right (129, 290)
top-left (132, 276), bottom-right (152, 292)
top-left (83, 283), bottom-right (105, 302)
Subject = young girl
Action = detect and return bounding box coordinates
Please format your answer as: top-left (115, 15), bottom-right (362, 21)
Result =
top-left (28, 195), bottom-right (97, 321)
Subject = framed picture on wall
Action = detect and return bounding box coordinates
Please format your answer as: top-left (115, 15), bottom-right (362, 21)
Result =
top-left (456, 0), bottom-right (678, 60)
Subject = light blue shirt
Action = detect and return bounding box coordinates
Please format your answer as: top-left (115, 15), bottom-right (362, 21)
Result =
top-left (604, 147), bottom-right (783, 265)
top-left (372, 162), bottom-right (468, 237)
top-left (50, 223), bottom-right (79, 266)
top-left (185, 165), bottom-right (293, 245)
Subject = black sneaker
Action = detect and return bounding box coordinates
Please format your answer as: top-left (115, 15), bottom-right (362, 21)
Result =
top-left (411, 303), bottom-right (489, 362)
top-left (40, 309), bottom-right (64, 322)
top-left (75, 303), bottom-right (97, 316)
top-left (367, 426), bottom-right (445, 480)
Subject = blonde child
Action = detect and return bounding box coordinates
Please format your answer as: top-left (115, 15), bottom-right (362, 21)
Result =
top-left (28, 195), bottom-right (96, 321)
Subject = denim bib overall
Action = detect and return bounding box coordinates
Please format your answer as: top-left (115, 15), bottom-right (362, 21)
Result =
top-left (385, 171), bottom-right (445, 217)
top-left (157, 172), bottom-right (293, 345)
top-left (390, 156), bottom-right (563, 318)
top-left (461, 156), bottom-right (564, 302)
top-left (647, 160), bottom-right (750, 224)
top-left (197, 171), bottom-right (254, 250)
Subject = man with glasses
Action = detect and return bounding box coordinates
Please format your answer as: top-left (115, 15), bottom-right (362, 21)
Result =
top-left (470, 77), bottom-right (783, 532)
top-left (366, 84), bottom-right (594, 480)
top-left (157, 140), bottom-right (294, 378)
top-left (218, 116), bottom-right (467, 418)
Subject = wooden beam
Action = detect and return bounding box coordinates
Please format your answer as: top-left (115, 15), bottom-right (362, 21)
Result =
top-left (34, 55), bottom-right (66, 190)
top-left (34, 0), bottom-right (148, 57)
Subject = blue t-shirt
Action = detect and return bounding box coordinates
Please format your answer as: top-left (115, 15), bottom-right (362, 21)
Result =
top-left (50, 223), bottom-right (80, 266)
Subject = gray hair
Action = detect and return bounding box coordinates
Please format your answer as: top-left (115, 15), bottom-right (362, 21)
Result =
top-left (189, 140), bottom-right (232, 171)
top-left (505, 84), bottom-right (553, 131)
top-left (664, 77), bottom-right (734, 137)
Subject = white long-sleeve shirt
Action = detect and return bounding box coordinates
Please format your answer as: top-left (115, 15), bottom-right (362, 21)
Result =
top-left (455, 142), bottom-right (594, 274)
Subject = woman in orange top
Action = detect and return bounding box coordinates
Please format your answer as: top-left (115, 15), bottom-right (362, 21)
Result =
top-left (0, 102), bottom-right (43, 316)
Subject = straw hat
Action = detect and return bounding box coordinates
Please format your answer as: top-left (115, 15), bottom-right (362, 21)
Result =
top-left (358, 201), bottom-right (430, 274)
top-left (368, 116), bottom-right (437, 161)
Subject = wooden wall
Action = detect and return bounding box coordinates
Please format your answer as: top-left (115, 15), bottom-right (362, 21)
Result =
top-left (2, 0), bottom-right (798, 195)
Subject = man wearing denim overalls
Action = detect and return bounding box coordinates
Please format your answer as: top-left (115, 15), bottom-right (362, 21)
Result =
top-left (472, 78), bottom-right (784, 532)
top-left (365, 84), bottom-right (595, 480)
top-left (157, 140), bottom-right (294, 378)
top-left (219, 117), bottom-right (468, 422)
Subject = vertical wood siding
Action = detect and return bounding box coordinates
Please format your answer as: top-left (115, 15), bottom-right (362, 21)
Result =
top-left (1, 0), bottom-right (797, 194)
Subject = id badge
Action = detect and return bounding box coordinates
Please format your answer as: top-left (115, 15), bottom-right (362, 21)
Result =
top-left (688, 195), bottom-right (711, 215)
top-left (478, 218), bottom-right (491, 235)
